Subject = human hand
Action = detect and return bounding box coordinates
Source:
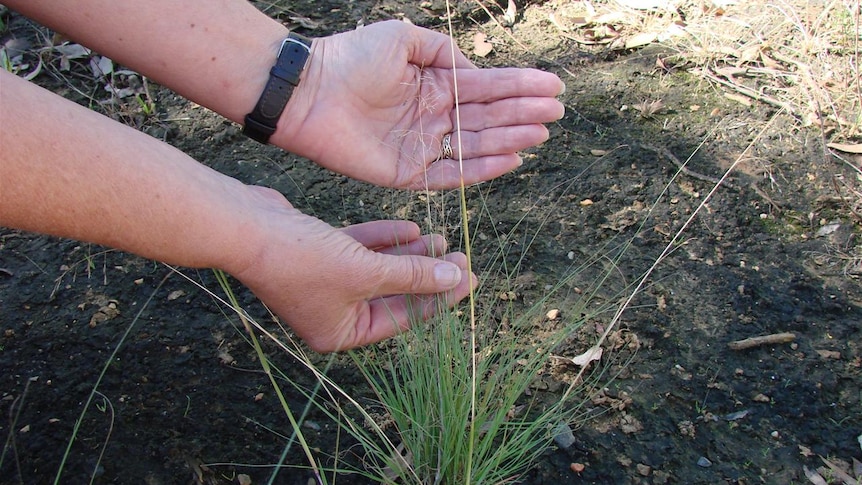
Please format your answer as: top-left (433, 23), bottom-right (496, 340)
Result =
top-left (271, 20), bottom-right (565, 190)
top-left (229, 186), bottom-right (476, 352)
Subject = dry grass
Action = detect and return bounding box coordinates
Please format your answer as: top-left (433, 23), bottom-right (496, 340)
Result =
top-left (545, 0), bottom-right (860, 141)
top-left (540, 0), bottom-right (861, 277)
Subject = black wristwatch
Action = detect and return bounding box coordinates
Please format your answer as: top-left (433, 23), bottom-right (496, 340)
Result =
top-left (243, 33), bottom-right (312, 144)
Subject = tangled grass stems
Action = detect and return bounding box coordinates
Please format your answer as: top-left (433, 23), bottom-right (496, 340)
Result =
top-left (341, 177), bottom-right (668, 483)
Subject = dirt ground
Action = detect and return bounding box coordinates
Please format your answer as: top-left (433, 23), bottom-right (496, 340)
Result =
top-left (1, 1), bottom-right (861, 484)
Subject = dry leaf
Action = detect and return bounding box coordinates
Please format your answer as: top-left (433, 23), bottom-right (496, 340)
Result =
top-left (89, 302), bottom-right (120, 328)
top-left (819, 457), bottom-right (860, 485)
top-left (616, 0), bottom-right (675, 10)
top-left (634, 99), bottom-right (664, 118)
top-left (724, 92), bottom-right (752, 106)
top-left (626, 31), bottom-right (658, 49)
top-left (473, 32), bottom-right (493, 57)
top-left (382, 442), bottom-right (413, 481)
top-left (803, 465), bottom-right (828, 485)
top-left (827, 143), bottom-right (862, 154)
top-left (218, 350), bottom-right (235, 365)
top-left (90, 55), bottom-right (113, 79)
top-left (571, 346), bottom-right (603, 367)
top-left (287, 15), bottom-right (321, 30)
top-left (739, 44), bottom-right (762, 64)
top-left (799, 444), bottom-right (816, 457)
top-left (503, 0), bottom-right (517, 26)
top-left (620, 412), bottom-right (643, 434)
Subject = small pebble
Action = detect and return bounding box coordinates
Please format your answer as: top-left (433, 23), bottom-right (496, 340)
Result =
top-left (570, 462), bottom-right (585, 473)
top-left (724, 409), bottom-right (750, 421)
top-left (302, 420), bottom-right (321, 431)
top-left (553, 422), bottom-right (576, 449)
top-left (696, 456), bottom-right (712, 468)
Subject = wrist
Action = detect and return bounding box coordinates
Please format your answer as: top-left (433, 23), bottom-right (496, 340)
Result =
top-left (265, 36), bottom-right (324, 156)
top-left (215, 184), bottom-right (298, 278)
top-left (243, 33), bottom-right (314, 144)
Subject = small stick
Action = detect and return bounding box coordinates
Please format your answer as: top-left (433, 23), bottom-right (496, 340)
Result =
top-left (638, 143), bottom-right (731, 188)
top-left (728, 332), bottom-right (796, 350)
top-left (701, 68), bottom-right (797, 116)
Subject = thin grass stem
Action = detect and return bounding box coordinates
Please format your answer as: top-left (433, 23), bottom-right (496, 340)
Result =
top-left (53, 272), bottom-right (170, 485)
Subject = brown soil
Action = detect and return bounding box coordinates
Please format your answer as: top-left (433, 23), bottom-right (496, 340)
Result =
top-left (1, 1), bottom-right (860, 484)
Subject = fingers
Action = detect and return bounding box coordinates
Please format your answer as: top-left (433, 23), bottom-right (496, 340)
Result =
top-left (455, 97), bottom-right (565, 131)
top-left (374, 251), bottom-right (465, 296)
top-left (441, 124), bottom-right (550, 161)
top-left (453, 67), bottom-right (565, 103)
top-left (416, 154), bottom-right (524, 190)
top-left (357, 252), bottom-right (478, 347)
top-left (340, 220), bottom-right (448, 256)
top-left (340, 220), bottom-right (421, 249)
top-left (377, 235), bottom-right (447, 257)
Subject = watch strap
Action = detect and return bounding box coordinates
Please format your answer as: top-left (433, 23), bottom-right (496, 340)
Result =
top-left (243, 33), bottom-right (312, 144)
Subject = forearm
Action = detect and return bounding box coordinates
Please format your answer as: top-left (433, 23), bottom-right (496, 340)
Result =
top-left (0, 70), bottom-right (258, 273)
top-left (5, 0), bottom-right (287, 126)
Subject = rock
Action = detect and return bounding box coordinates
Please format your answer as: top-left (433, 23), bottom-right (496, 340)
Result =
top-left (636, 463), bottom-right (651, 476)
top-left (553, 422), bottom-right (576, 449)
top-left (696, 456), bottom-right (712, 468)
top-left (815, 349), bottom-right (841, 360)
top-left (724, 409), bottom-right (751, 421)
top-left (302, 420), bottom-right (321, 431)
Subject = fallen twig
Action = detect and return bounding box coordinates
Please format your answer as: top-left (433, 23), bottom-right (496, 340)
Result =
top-left (728, 332), bottom-right (796, 350)
top-left (638, 143), bottom-right (730, 188)
top-left (750, 183), bottom-right (783, 212)
top-left (820, 455), bottom-right (861, 485)
top-left (699, 68), bottom-right (797, 116)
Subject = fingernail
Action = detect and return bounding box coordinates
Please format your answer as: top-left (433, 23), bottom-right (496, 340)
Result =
top-left (558, 81), bottom-right (567, 96)
top-left (434, 263), bottom-right (462, 288)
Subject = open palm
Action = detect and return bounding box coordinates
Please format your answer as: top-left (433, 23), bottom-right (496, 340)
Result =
top-left (271, 20), bottom-right (565, 190)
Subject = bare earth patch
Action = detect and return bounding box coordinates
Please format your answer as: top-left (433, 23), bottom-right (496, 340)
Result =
top-left (1, 1), bottom-right (860, 483)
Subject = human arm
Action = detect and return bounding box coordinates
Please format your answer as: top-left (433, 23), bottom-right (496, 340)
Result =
top-left (6, 0), bottom-right (565, 189)
top-left (0, 70), bottom-right (475, 352)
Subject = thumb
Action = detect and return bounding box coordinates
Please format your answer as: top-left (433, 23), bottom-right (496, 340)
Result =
top-left (374, 253), bottom-right (465, 296)
top-left (403, 23), bottom-right (475, 69)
